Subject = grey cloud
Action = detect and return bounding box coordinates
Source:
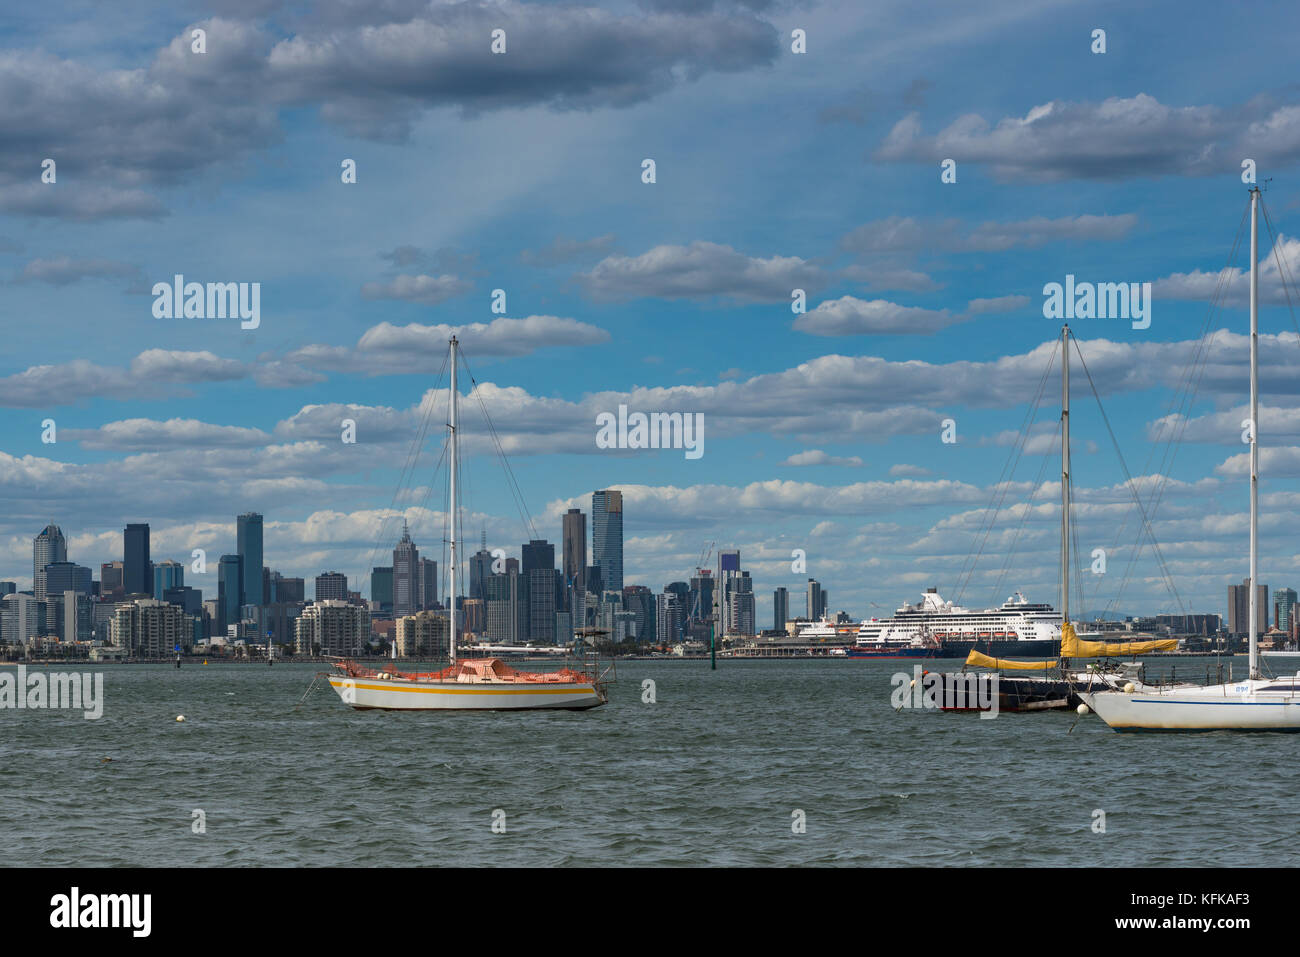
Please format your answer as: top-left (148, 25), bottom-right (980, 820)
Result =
top-left (360, 274), bottom-right (474, 305)
top-left (15, 257), bottom-right (141, 286)
top-left (579, 241), bottom-right (825, 302)
top-left (521, 234), bottom-right (617, 267)
top-left (875, 94), bottom-right (1300, 181)
top-left (841, 214), bottom-right (1138, 255)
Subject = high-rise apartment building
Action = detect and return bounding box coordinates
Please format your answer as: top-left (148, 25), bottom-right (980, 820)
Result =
top-left (237, 513), bottom-right (264, 610)
top-left (295, 600), bottom-right (369, 656)
top-left (1228, 578), bottom-right (1268, 636)
top-left (773, 586), bottom-right (789, 631)
top-left (1276, 588), bottom-right (1298, 633)
top-left (806, 578), bottom-right (827, 620)
top-left (592, 490), bottom-right (623, 594)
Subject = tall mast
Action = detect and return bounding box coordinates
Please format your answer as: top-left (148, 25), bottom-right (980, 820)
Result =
top-left (1249, 188), bottom-right (1260, 679)
top-left (1061, 324), bottom-right (1071, 632)
top-left (449, 336), bottom-right (459, 663)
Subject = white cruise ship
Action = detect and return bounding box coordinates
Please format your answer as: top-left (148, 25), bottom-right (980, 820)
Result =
top-left (852, 588), bottom-right (1061, 658)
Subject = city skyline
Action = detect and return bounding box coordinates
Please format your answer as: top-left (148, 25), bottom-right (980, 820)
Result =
top-left (4, 3), bottom-right (1300, 624)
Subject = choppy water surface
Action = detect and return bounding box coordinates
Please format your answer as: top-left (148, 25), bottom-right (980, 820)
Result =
top-left (1, 657), bottom-right (1292, 866)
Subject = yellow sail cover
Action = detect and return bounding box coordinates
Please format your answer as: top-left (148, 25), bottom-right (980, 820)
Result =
top-left (964, 649), bottom-right (1056, 670)
top-left (1059, 621), bottom-right (1176, 657)
top-left (963, 623), bottom-right (1177, 670)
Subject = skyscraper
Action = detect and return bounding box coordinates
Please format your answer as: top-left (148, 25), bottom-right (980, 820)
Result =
top-left (237, 512), bottom-right (264, 610)
top-left (773, 586), bottom-right (789, 631)
top-left (393, 522), bottom-right (419, 617)
top-left (486, 569), bottom-right (526, 644)
top-left (217, 554), bottom-right (243, 636)
top-left (470, 533), bottom-right (493, 604)
top-left (100, 561), bottom-right (125, 600)
top-left (124, 524), bottom-right (151, 596)
top-left (33, 525), bottom-right (67, 601)
top-left (1278, 588), bottom-right (1298, 633)
top-left (43, 562), bottom-right (92, 599)
top-left (522, 539), bottom-right (556, 643)
top-left (314, 571), bottom-right (348, 601)
top-left (371, 566), bottom-right (393, 615)
top-left (623, 585), bottom-right (655, 641)
top-left (719, 549), bottom-right (740, 573)
top-left (562, 508), bottom-right (586, 611)
top-left (1228, 578), bottom-right (1268, 636)
top-left (153, 560), bottom-right (184, 599)
top-left (806, 578), bottom-right (827, 620)
top-left (418, 557), bottom-right (438, 610)
top-left (592, 489), bottom-right (623, 594)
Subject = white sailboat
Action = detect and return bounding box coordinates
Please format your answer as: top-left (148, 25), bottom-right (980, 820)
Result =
top-left (326, 336), bottom-right (610, 711)
top-left (1089, 187), bottom-right (1300, 731)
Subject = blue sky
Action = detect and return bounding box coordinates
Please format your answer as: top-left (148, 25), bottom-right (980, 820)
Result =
top-left (3, 0), bottom-right (1300, 624)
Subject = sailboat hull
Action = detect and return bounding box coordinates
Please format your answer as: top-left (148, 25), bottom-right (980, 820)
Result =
top-left (326, 674), bottom-right (605, 711)
top-left (1088, 681), bottom-right (1300, 731)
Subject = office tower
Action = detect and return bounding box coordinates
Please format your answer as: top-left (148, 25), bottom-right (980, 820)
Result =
top-left (773, 586), bottom-right (789, 631)
top-left (470, 534), bottom-right (493, 604)
top-left (562, 508), bottom-right (586, 612)
top-left (315, 571), bottom-right (348, 602)
top-left (42, 561), bottom-right (92, 598)
top-left (276, 577), bottom-right (305, 603)
top-left (124, 524), bottom-right (151, 595)
top-left (592, 489), bottom-right (623, 594)
top-left (719, 549), bottom-right (740, 573)
top-left (585, 564), bottom-right (603, 601)
top-left (461, 598), bottom-right (485, 636)
top-left (0, 582), bottom-right (15, 596)
top-left (1228, 578), bottom-right (1268, 636)
top-left (395, 610), bottom-right (449, 657)
top-left (522, 539), bottom-right (556, 644)
top-left (418, 557), bottom-right (438, 610)
top-left (111, 598), bottom-right (188, 657)
top-left (218, 555), bottom-right (243, 635)
top-left (294, 600), bottom-right (369, 656)
top-left (33, 524), bottom-right (67, 601)
top-left (371, 566), bottom-right (394, 615)
top-left (1276, 588), bottom-right (1298, 633)
top-left (392, 522), bottom-right (419, 617)
top-left (100, 562), bottom-right (125, 600)
top-left (237, 513), bottom-right (264, 609)
top-left (153, 560), bottom-right (184, 599)
top-left (656, 590), bottom-right (685, 644)
top-left (486, 569), bottom-right (526, 644)
top-left (163, 585), bottom-right (203, 617)
top-left (806, 578), bottom-right (827, 620)
top-left (622, 585), bottom-right (655, 641)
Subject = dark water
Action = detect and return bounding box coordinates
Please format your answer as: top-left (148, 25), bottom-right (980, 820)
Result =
top-left (2, 657), bottom-right (1294, 866)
